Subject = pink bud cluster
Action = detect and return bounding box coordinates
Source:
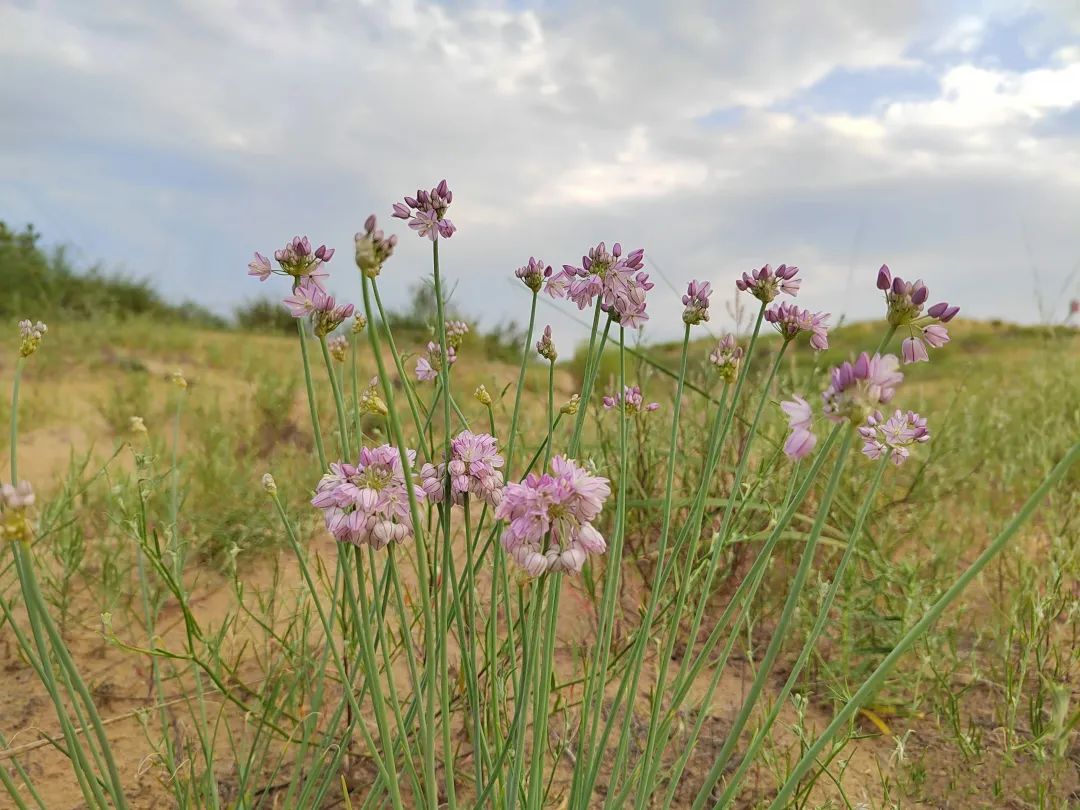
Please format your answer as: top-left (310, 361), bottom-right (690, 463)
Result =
top-left (602, 385), bottom-right (660, 415)
top-left (547, 242), bottom-right (652, 328)
top-left (415, 341), bottom-right (456, 382)
top-left (515, 257), bottom-right (554, 293)
top-left (392, 179), bottom-right (456, 241)
top-left (682, 280), bottom-right (712, 325)
top-left (859, 409), bottom-right (930, 466)
top-left (822, 352), bottom-right (904, 424)
top-left (876, 264), bottom-right (959, 364)
top-left (420, 431), bottom-right (505, 508)
top-left (709, 334), bottom-right (744, 383)
top-left (536, 325), bottom-right (557, 361)
top-left (282, 279), bottom-right (355, 336)
top-left (249, 235), bottom-right (334, 285)
top-left (736, 264), bottom-right (800, 303)
top-left (495, 456), bottom-right (611, 576)
top-left (355, 215), bottom-right (398, 278)
top-left (765, 302), bottom-right (830, 350)
top-left (311, 446), bottom-right (422, 549)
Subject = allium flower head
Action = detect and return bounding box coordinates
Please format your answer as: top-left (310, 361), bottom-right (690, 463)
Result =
top-left (18, 320), bottom-right (47, 358)
top-left (415, 341), bottom-right (456, 382)
top-left (392, 180), bottom-right (456, 241)
top-left (822, 352), bottom-right (904, 424)
top-left (445, 320), bottom-right (469, 350)
top-left (352, 314), bottom-right (368, 334)
top-left (536, 324), bottom-right (558, 361)
top-left (328, 334), bottom-right (349, 362)
top-left (878, 266), bottom-right (929, 326)
top-left (736, 264), bottom-right (800, 303)
top-left (0, 480), bottom-right (35, 543)
top-left (474, 385), bottom-right (493, 406)
top-left (358, 377), bottom-right (389, 416)
top-left (602, 385), bottom-right (659, 415)
top-left (780, 395), bottom-right (817, 460)
top-left (283, 279), bottom-right (355, 336)
top-left (261, 473), bottom-right (277, 494)
top-left (311, 445), bottom-right (423, 549)
top-left (709, 334), bottom-right (744, 383)
top-left (496, 455), bottom-right (611, 576)
top-left (170, 369), bottom-right (188, 389)
top-left (355, 215), bottom-right (398, 278)
top-left (267, 236), bottom-right (334, 284)
top-left (682, 280), bottom-right (712, 325)
top-left (516, 257), bottom-right (552, 293)
top-left (420, 431), bottom-right (505, 508)
top-left (560, 394), bottom-right (581, 415)
top-left (859, 409), bottom-right (929, 466)
top-left (765, 302), bottom-right (830, 350)
top-left (550, 242), bottom-right (652, 327)
top-left (129, 416), bottom-right (148, 434)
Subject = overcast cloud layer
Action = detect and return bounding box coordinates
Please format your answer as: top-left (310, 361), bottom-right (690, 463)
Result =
top-left (2, 0), bottom-right (1079, 343)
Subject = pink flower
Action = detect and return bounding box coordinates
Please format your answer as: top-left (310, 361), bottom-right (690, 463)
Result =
top-left (393, 180), bottom-right (456, 241)
top-left (780, 395), bottom-right (817, 460)
top-left (267, 235), bottom-right (334, 283)
top-left (536, 325), bottom-right (558, 361)
top-left (682, 279), bottom-right (712, 325)
top-left (602, 385), bottom-right (659, 415)
top-left (901, 336), bottom-right (929, 364)
top-left (248, 252), bottom-right (272, 281)
top-left (516, 257), bottom-right (551, 293)
top-left (922, 323), bottom-right (950, 348)
top-left (765, 302), bottom-right (830, 350)
top-left (310, 445), bottom-right (423, 549)
top-left (709, 334), bottom-right (744, 383)
top-left (282, 278), bottom-right (324, 318)
top-left (420, 431), bottom-right (505, 508)
top-left (495, 455), bottom-right (611, 577)
top-left (735, 264), bottom-right (800, 303)
top-left (554, 242), bottom-right (653, 327)
top-left (859, 409), bottom-right (930, 466)
top-left (415, 341), bottom-right (456, 382)
top-left (822, 353), bottom-right (904, 424)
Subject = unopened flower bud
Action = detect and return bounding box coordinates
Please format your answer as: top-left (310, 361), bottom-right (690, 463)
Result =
top-left (352, 314), bottom-right (368, 334)
top-left (17, 319), bottom-right (47, 358)
top-left (474, 385), bottom-right (493, 407)
top-left (170, 370), bottom-right (188, 389)
top-left (129, 416), bottom-right (148, 434)
top-left (261, 473), bottom-right (277, 495)
top-left (536, 325), bottom-right (558, 361)
top-left (560, 394), bottom-right (581, 415)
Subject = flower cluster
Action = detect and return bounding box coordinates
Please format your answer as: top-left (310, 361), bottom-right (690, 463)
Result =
top-left (876, 265), bottom-right (959, 364)
top-left (709, 334), bottom-right (744, 383)
top-left (311, 445), bottom-right (421, 548)
top-left (18, 320), bottom-right (47, 358)
top-left (358, 377), bottom-right (389, 416)
top-left (392, 180), bottom-right (456, 241)
top-left (765, 302), bottom-right (830, 351)
top-left (859, 409), bottom-right (930, 466)
top-left (682, 280), bottom-right (712, 325)
top-left (415, 341), bottom-right (456, 382)
top-left (736, 264), bottom-right (800, 303)
top-left (561, 394), bottom-right (581, 415)
top-left (822, 352), bottom-right (904, 424)
top-left (249, 236), bottom-right (334, 285)
top-left (283, 279), bottom-right (355, 336)
top-left (549, 242), bottom-right (652, 328)
top-left (536, 325), bottom-right (557, 361)
top-left (1, 481), bottom-right (35, 543)
top-left (352, 314), bottom-right (368, 334)
top-left (603, 385), bottom-right (659, 415)
top-left (780, 396), bottom-right (817, 460)
top-left (420, 431), bottom-right (505, 507)
top-left (496, 456), bottom-right (611, 576)
top-left (445, 320), bottom-right (469, 350)
top-left (354, 215), bottom-right (398, 278)
top-left (474, 385), bottom-right (493, 407)
top-left (328, 334), bottom-right (349, 362)
top-left (515, 257), bottom-right (553, 293)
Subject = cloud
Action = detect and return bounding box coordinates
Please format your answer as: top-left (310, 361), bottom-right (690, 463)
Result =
top-left (1, 0), bottom-right (1078, 345)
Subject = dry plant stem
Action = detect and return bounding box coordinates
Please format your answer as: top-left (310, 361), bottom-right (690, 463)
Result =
top-left (768, 436), bottom-right (1080, 810)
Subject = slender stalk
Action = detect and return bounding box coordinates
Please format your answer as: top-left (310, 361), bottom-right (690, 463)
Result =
top-left (768, 437), bottom-right (1080, 809)
top-left (506, 576), bottom-right (546, 810)
top-left (319, 335), bottom-right (351, 458)
top-left (296, 318), bottom-right (327, 470)
top-left (692, 427), bottom-right (856, 810)
top-left (527, 571), bottom-right (561, 809)
top-left (505, 291), bottom-right (538, 475)
top-left (717, 453), bottom-right (890, 805)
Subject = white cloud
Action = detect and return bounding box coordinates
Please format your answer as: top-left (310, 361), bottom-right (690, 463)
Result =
top-left (0, 0), bottom-right (1078, 342)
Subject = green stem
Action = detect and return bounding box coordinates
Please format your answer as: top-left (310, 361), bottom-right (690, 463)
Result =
top-left (319, 335), bottom-right (351, 458)
top-left (692, 427), bottom-right (856, 810)
top-left (505, 291), bottom-right (539, 476)
top-left (296, 318), bottom-right (327, 470)
top-left (768, 437), bottom-right (1080, 809)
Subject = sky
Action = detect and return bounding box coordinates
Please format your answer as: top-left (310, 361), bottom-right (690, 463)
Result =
top-left (2, 0), bottom-right (1079, 344)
